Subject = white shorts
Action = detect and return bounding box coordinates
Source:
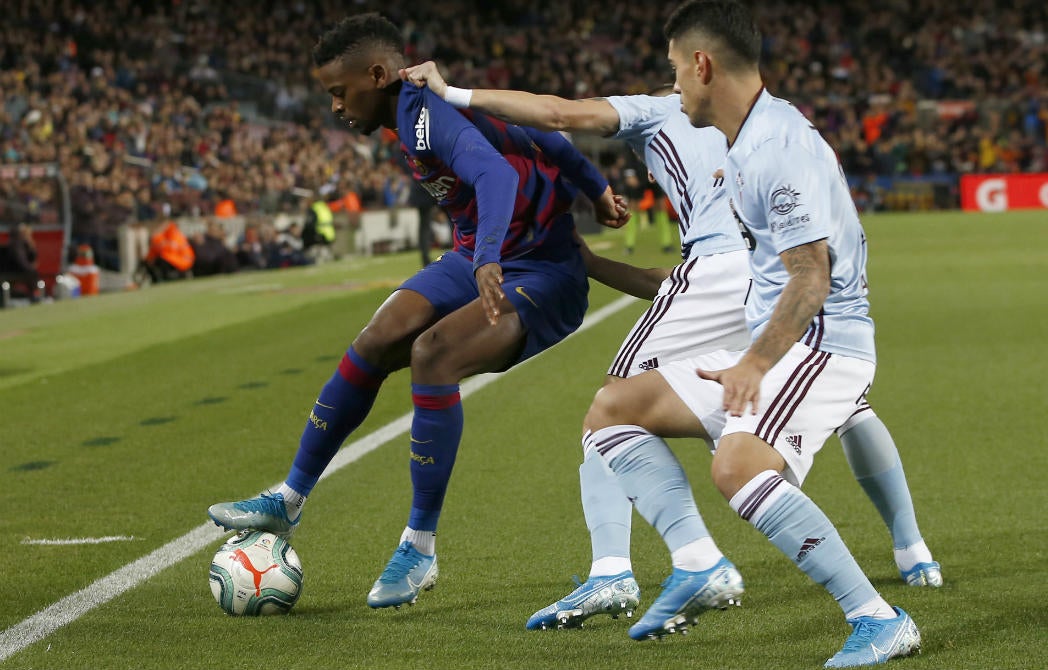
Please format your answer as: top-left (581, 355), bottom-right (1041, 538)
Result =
top-left (656, 348), bottom-right (746, 447)
top-left (721, 343), bottom-right (876, 486)
top-left (607, 249), bottom-right (751, 378)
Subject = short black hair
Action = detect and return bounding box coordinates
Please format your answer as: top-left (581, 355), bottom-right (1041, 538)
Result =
top-left (312, 13), bottom-right (405, 68)
top-left (664, 1), bottom-right (761, 71)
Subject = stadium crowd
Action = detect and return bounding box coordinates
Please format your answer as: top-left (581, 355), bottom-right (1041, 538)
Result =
top-left (1, 0), bottom-right (1045, 273)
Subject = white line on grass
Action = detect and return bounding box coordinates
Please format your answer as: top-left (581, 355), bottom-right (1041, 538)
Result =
top-left (21, 536), bottom-right (137, 546)
top-left (0, 295), bottom-right (638, 663)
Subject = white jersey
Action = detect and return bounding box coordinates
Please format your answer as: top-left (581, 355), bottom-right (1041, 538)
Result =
top-left (607, 94), bottom-right (746, 257)
top-left (604, 94), bottom-right (750, 378)
top-left (726, 89), bottom-right (875, 363)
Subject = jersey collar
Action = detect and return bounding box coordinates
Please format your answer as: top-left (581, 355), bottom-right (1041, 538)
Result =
top-left (727, 86), bottom-right (769, 150)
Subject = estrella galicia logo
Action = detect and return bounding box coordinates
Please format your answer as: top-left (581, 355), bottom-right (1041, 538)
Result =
top-left (770, 185), bottom-right (801, 215)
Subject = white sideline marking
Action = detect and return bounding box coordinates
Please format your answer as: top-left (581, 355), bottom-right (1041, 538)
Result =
top-left (22, 536), bottom-right (137, 546)
top-left (0, 295), bottom-right (637, 662)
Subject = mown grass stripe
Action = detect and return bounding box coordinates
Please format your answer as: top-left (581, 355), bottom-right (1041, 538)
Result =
top-left (0, 295), bottom-right (637, 663)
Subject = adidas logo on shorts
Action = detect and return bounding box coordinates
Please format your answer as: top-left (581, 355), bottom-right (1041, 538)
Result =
top-left (638, 357), bottom-right (659, 371)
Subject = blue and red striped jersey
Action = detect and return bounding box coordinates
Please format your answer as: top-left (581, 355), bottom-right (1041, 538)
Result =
top-left (396, 84), bottom-right (607, 268)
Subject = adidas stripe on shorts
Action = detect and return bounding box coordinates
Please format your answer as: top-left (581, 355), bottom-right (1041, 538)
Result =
top-left (719, 342), bottom-right (875, 486)
top-left (607, 249), bottom-right (750, 378)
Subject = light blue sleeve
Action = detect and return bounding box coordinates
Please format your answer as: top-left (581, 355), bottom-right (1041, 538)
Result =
top-left (606, 94), bottom-right (678, 144)
top-left (753, 143), bottom-right (833, 254)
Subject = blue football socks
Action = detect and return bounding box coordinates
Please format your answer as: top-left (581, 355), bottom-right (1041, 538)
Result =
top-left (286, 347), bottom-right (386, 497)
top-left (406, 383), bottom-right (464, 533)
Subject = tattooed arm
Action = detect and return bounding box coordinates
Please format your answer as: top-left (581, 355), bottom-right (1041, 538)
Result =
top-left (698, 239), bottom-right (830, 416)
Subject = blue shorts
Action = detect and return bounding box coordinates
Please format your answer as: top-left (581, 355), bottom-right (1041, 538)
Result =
top-left (399, 248), bottom-right (588, 366)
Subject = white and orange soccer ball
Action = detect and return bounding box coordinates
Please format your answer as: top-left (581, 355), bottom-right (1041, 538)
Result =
top-left (209, 530), bottom-right (303, 616)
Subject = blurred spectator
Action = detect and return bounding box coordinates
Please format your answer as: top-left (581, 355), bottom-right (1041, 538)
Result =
top-left (191, 220), bottom-right (239, 277)
top-left (302, 196), bottom-right (336, 262)
top-left (235, 223), bottom-right (271, 271)
top-left (143, 220), bottom-right (194, 282)
top-left (407, 179), bottom-right (436, 267)
top-left (0, 0), bottom-right (1045, 252)
top-left (0, 222), bottom-right (40, 298)
top-left (852, 174), bottom-right (886, 213)
top-left (270, 222), bottom-right (312, 268)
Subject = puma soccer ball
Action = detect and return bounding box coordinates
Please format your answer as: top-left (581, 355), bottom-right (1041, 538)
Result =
top-left (209, 530), bottom-right (303, 615)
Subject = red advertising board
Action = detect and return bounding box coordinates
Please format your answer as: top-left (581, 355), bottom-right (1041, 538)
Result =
top-left (0, 227), bottom-right (66, 294)
top-left (960, 173), bottom-right (1048, 212)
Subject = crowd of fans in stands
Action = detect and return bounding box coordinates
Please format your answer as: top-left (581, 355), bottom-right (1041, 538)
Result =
top-left (0, 0), bottom-right (1045, 275)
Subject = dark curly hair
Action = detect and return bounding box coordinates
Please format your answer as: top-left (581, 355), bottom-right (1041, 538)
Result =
top-left (312, 13), bottom-right (405, 67)
top-left (664, 1), bottom-right (761, 71)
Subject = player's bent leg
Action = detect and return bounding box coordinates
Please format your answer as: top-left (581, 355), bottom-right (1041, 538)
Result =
top-left (594, 426), bottom-right (742, 640)
top-left (837, 411), bottom-right (941, 587)
top-left (529, 444), bottom-right (637, 630)
top-left (370, 297), bottom-right (527, 609)
top-left (584, 369), bottom-right (711, 439)
top-left (710, 432), bottom-right (787, 501)
top-left (410, 294), bottom-right (525, 384)
top-left (352, 288), bottom-right (442, 370)
top-left (717, 434), bottom-right (918, 666)
top-left (209, 290), bottom-right (437, 536)
top-left (404, 298), bottom-right (523, 535)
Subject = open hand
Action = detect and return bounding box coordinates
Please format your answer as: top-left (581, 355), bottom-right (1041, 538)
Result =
top-left (474, 262), bottom-right (505, 325)
top-left (696, 356), bottom-right (768, 417)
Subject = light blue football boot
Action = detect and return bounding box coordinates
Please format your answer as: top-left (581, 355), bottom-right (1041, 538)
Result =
top-left (367, 541), bottom-right (439, 609)
top-left (900, 561), bottom-right (943, 587)
top-left (527, 571), bottom-right (640, 630)
top-left (824, 607), bottom-right (921, 668)
top-left (207, 491), bottom-right (299, 538)
top-left (628, 557), bottom-right (744, 640)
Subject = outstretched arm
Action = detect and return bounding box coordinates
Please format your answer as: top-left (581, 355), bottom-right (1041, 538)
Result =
top-left (401, 61), bottom-right (622, 136)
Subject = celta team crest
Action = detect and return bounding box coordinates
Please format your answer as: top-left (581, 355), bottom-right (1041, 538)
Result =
top-left (769, 185), bottom-right (801, 215)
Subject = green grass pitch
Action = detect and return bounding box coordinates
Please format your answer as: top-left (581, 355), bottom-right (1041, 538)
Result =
top-left (0, 210), bottom-right (1045, 669)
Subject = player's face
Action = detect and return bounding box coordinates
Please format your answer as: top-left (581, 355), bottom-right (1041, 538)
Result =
top-left (668, 38), bottom-right (711, 128)
top-left (316, 56), bottom-right (389, 136)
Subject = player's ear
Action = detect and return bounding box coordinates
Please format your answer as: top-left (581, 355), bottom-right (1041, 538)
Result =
top-left (369, 63), bottom-right (389, 88)
top-left (695, 50), bottom-right (713, 84)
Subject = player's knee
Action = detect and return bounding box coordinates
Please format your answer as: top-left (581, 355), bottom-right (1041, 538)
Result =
top-left (584, 383), bottom-right (633, 431)
top-left (710, 451), bottom-right (748, 500)
top-left (353, 323), bottom-right (403, 370)
top-left (710, 436), bottom-right (762, 500)
top-left (410, 327), bottom-right (457, 378)
top-left (711, 435), bottom-right (785, 500)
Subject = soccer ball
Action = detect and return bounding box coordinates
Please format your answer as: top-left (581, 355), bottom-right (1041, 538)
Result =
top-left (209, 530), bottom-right (303, 616)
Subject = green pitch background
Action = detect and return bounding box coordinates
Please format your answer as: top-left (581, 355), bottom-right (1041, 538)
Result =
top-left (1, 211), bottom-right (1045, 669)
